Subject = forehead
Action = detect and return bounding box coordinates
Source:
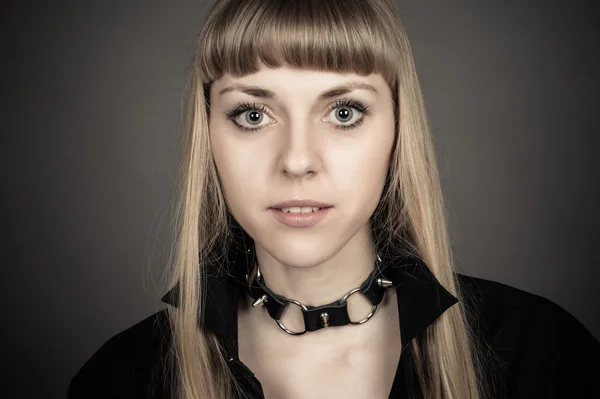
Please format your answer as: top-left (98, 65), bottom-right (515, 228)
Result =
top-left (211, 65), bottom-right (389, 101)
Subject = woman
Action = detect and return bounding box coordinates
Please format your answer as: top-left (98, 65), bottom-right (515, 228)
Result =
top-left (68, 0), bottom-right (600, 398)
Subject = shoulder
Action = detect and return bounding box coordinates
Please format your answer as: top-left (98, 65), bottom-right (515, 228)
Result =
top-left (456, 272), bottom-right (565, 323)
top-left (456, 273), bottom-right (600, 398)
top-left (67, 309), bottom-right (174, 399)
top-left (455, 273), bottom-right (595, 341)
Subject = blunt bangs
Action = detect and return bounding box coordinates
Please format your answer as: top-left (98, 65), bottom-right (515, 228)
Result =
top-left (196, 0), bottom-right (402, 86)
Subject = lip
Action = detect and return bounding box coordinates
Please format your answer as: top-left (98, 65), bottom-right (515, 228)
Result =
top-left (269, 206), bottom-right (333, 228)
top-left (270, 199), bottom-right (333, 209)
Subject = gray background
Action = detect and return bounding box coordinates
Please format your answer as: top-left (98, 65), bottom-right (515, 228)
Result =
top-left (3, 1), bottom-right (599, 398)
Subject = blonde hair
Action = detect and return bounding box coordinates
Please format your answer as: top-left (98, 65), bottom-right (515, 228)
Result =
top-left (165, 0), bottom-right (491, 397)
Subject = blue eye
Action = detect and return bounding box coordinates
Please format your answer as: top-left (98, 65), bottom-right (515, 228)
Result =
top-left (327, 99), bottom-right (370, 131)
top-left (225, 102), bottom-right (272, 132)
top-left (225, 99), bottom-right (370, 133)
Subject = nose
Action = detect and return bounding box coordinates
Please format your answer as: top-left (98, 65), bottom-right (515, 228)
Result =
top-left (279, 122), bottom-right (322, 178)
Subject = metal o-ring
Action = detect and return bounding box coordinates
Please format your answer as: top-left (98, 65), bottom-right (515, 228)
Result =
top-left (340, 287), bottom-right (378, 325)
top-left (276, 298), bottom-right (309, 335)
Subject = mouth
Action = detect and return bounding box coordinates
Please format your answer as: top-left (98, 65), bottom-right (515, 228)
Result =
top-left (268, 206), bottom-right (334, 228)
top-left (270, 206), bottom-right (333, 214)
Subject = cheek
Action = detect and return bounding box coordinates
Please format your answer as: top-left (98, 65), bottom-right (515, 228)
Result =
top-left (210, 132), bottom-right (264, 210)
top-left (343, 154), bottom-right (389, 213)
top-left (333, 133), bottom-right (393, 202)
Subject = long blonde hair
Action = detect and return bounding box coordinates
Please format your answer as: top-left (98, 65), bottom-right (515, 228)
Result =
top-left (165, 0), bottom-right (490, 397)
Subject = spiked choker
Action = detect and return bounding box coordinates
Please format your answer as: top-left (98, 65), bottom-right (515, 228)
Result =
top-left (246, 254), bottom-right (394, 335)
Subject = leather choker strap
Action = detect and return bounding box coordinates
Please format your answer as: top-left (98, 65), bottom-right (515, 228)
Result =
top-left (246, 254), bottom-right (394, 335)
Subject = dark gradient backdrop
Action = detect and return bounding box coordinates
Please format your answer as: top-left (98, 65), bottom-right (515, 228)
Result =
top-left (3, 1), bottom-right (599, 398)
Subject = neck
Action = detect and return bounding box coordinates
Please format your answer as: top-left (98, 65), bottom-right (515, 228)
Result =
top-left (251, 225), bottom-right (376, 306)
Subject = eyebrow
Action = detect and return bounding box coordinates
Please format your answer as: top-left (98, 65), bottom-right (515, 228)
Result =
top-left (217, 81), bottom-right (379, 101)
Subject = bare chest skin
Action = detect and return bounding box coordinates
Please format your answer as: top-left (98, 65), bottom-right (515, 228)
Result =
top-left (238, 290), bottom-right (402, 399)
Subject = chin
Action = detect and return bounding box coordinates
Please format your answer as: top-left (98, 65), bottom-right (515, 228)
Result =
top-left (261, 231), bottom-right (340, 269)
top-left (270, 252), bottom-right (333, 269)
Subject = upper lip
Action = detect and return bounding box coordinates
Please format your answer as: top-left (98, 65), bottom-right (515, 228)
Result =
top-left (270, 200), bottom-right (333, 209)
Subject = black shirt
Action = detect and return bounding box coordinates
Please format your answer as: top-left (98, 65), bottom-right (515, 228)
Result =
top-left (67, 246), bottom-right (600, 398)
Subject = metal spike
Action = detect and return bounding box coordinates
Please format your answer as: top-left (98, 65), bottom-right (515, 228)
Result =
top-left (252, 294), bottom-right (268, 307)
top-left (320, 312), bottom-right (330, 328)
top-left (377, 278), bottom-right (393, 288)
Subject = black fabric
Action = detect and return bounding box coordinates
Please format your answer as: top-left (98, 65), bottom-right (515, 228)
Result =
top-left (68, 230), bottom-right (600, 398)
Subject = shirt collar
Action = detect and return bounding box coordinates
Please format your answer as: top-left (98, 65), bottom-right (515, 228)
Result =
top-left (161, 227), bottom-right (459, 352)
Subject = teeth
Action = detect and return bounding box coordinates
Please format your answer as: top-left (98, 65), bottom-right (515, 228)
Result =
top-left (280, 207), bottom-right (321, 213)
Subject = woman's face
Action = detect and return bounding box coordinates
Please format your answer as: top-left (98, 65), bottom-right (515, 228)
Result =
top-left (209, 65), bottom-right (395, 268)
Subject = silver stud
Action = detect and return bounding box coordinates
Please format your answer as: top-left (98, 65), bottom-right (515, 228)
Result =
top-left (320, 312), bottom-right (330, 327)
top-left (377, 278), bottom-right (393, 288)
top-left (252, 294), bottom-right (268, 307)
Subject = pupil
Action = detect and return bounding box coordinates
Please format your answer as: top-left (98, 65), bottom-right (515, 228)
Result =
top-left (247, 111), bottom-right (262, 124)
top-left (337, 108), bottom-right (352, 122)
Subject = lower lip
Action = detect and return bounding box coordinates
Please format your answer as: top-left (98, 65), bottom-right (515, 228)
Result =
top-left (269, 207), bottom-right (333, 228)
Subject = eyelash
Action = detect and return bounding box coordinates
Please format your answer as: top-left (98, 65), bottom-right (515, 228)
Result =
top-left (225, 98), bottom-right (371, 133)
